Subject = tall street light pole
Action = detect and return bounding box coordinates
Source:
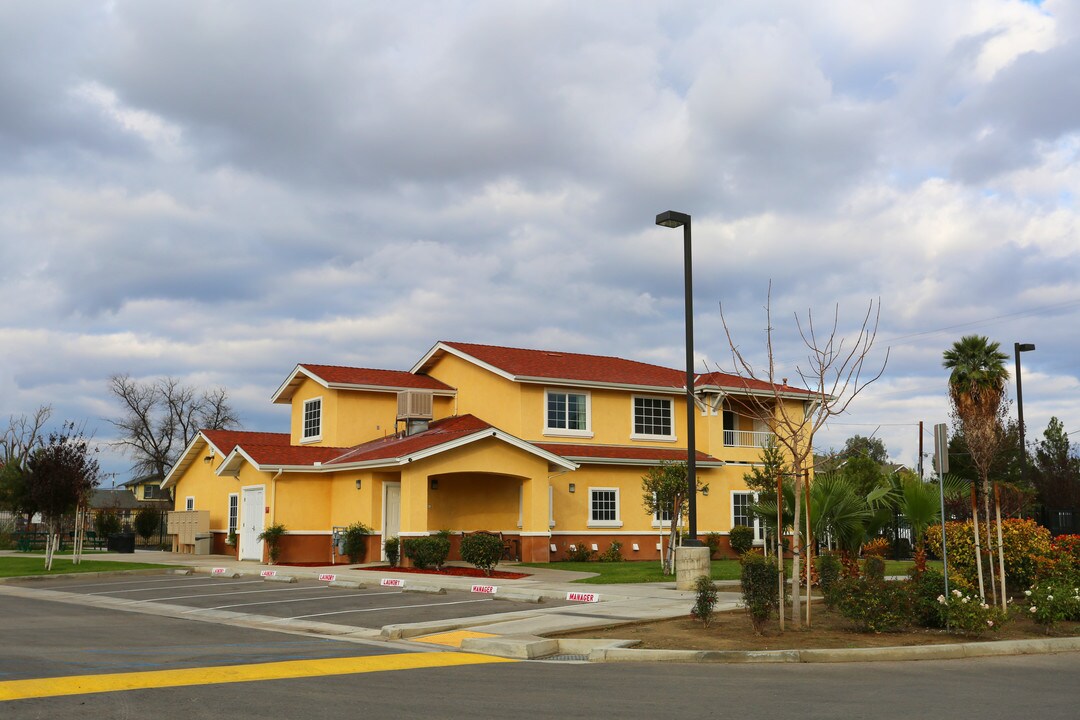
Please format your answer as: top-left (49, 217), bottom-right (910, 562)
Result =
top-left (1015, 342), bottom-right (1035, 488)
top-left (655, 210), bottom-right (701, 547)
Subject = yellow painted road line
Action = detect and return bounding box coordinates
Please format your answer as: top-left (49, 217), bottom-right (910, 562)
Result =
top-left (413, 631), bottom-right (497, 648)
top-left (0, 653), bottom-right (516, 702)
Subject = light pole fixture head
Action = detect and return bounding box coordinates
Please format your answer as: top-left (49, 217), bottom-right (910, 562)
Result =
top-left (1016, 342), bottom-right (1035, 352)
top-left (655, 210), bottom-right (690, 228)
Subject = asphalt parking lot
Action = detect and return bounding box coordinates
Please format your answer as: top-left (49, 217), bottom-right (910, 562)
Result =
top-left (7, 571), bottom-right (567, 630)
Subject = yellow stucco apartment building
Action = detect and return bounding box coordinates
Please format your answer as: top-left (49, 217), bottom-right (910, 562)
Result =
top-left (162, 341), bottom-right (812, 564)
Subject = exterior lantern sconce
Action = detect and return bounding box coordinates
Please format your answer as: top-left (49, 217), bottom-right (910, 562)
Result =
top-left (702, 486), bottom-right (709, 496)
top-left (355, 479), bottom-right (362, 490)
top-left (430, 479), bottom-right (438, 490)
top-left (203, 454), bottom-right (214, 464)
top-left (568, 483), bottom-right (576, 493)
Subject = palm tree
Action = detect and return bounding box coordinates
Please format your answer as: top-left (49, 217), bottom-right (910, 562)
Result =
top-left (892, 471), bottom-right (967, 573)
top-left (942, 335), bottom-right (1009, 605)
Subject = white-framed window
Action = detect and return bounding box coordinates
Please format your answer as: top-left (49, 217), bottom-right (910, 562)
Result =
top-left (228, 493), bottom-right (239, 536)
top-left (632, 395), bottom-right (675, 440)
top-left (143, 484), bottom-right (157, 500)
top-left (302, 397), bottom-right (322, 442)
top-left (731, 491), bottom-right (765, 543)
top-left (545, 389), bottom-right (591, 437)
top-left (185, 496), bottom-right (195, 511)
top-left (652, 494), bottom-right (674, 528)
top-left (588, 487), bottom-right (622, 528)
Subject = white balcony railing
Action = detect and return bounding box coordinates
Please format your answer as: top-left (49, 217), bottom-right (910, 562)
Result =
top-left (723, 429), bottom-right (774, 448)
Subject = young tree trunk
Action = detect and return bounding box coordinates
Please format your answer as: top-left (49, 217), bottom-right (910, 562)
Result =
top-left (776, 470), bottom-right (785, 632)
top-left (994, 483), bottom-right (1007, 610)
top-left (970, 484), bottom-right (985, 599)
top-left (804, 470), bottom-right (813, 628)
top-left (790, 469), bottom-right (803, 629)
top-left (982, 477), bottom-right (997, 607)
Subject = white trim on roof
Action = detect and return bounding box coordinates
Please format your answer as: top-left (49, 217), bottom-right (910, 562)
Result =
top-left (214, 426), bottom-right (579, 476)
top-left (555, 456), bottom-right (725, 468)
top-left (271, 363), bottom-right (456, 404)
top-left (162, 431), bottom-right (220, 489)
top-left (411, 342), bottom-right (517, 382)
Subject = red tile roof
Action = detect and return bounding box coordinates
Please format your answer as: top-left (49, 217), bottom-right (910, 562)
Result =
top-left (438, 341), bottom-right (811, 395)
top-left (203, 430), bottom-right (290, 455)
top-left (300, 364), bottom-right (453, 391)
top-left (535, 442), bottom-right (722, 464)
top-left (233, 443), bottom-right (350, 467)
top-left (327, 414), bottom-right (493, 464)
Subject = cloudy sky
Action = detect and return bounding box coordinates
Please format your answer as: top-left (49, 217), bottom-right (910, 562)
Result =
top-left (2, 0), bottom-right (1078, 482)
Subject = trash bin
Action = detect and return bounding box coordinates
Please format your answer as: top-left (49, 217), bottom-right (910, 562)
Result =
top-left (108, 532), bottom-right (136, 554)
top-left (194, 533), bottom-right (212, 555)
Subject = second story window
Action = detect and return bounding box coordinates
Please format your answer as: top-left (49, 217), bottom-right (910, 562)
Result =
top-left (143, 485), bottom-right (157, 500)
top-left (632, 396), bottom-right (674, 439)
top-left (302, 397), bottom-right (322, 442)
top-left (545, 390), bottom-right (590, 436)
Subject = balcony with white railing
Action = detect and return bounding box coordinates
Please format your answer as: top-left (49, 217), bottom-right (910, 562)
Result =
top-left (723, 429), bottom-right (775, 449)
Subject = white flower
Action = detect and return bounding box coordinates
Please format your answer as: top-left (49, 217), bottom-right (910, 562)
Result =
top-left (1024, 590), bottom-right (1032, 596)
top-left (987, 620), bottom-right (994, 627)
top-left (980, 603), bottom-right (989, 610)
top-left (952, 589), bottom-right (962, 598)
top-left (1048, 595), bottom-right (1054, 601)
top-left (937, 595), bottom-right (947, 604)
top-left (962, 597), bottom-right (969, 604)
top-left (1030, 606), bottom-right (1038, 613)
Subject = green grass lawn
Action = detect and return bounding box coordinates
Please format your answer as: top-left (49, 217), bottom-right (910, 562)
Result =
top-left (518, 558), bottom-right (943, 584)
top-left (0, 556), bottom-right (173, 578)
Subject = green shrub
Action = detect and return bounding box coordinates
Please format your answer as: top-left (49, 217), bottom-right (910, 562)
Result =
top-left (384, 537), bottom-right (400, 566)
top-left (705, 532), bottom-right (724, 559)
top-left (863, 555), bottom-right (886, 582)
top-left (1023, 583), bottom-right (1080, 632)
top-left (691, 575), bottom-right (719, 628)
top-left (257, 522), bottom-right (288, 564)
top-left (95, 511), bottom-right (122, 539)
top-left (341, 522), bottom-right (372, 563)
top-left (134, 508), bottom-right (160, 544)
top-left (403, 533), bottom-right (451, 570)
top-left (937, 588), bottom-right (1007, 635)
top-left (740, 552), bottom-right (779, 634)
top-left (816, 553), bottom-right (843, 609)
top-left (599, 541), bottom-right (624, 562)
top-left (835, 576), bottom-right (911, 632)
top-left (729, 526), bottom-right (754, 556)
top-left (908, 568), bottom-right (947, 628)
top-left (565, 542), bottom-right (596, 562)
top-left (460, 532), bottom-right (504, 575)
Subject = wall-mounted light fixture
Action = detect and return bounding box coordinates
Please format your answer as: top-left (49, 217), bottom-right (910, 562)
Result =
top-left (203, 455), bottom-right (214, 464)
top-left (430, 479), bottom-right (438, 490)
top-left (702, 486), bottom-right (709, 496)
top-left (568, 483), bottom-right (576, 493)
top-left (355, 479), bottom-right (362, 490)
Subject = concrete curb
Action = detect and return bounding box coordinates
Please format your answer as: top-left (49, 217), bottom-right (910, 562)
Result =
top-left (587, 636), bottom-right (1080, 664)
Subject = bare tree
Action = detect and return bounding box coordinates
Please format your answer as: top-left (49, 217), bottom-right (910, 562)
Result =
top-left (720, 284), bottom-right (887, 629)
top-left (1, 405), bottom-right (52, 467)
top-left (108, 375), bottom-right (240, 481)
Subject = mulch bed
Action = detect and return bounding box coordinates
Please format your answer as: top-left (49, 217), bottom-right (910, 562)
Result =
top-left (354, 565), bottom-right (529, 580)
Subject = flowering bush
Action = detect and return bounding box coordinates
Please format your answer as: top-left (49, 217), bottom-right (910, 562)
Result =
top-left (908, 568), bottom-right (947, 629)
top-left (862, 537), bottom-right (890, 558)
top-left (1023, 583), bottom-right (1080, 633)
top-left (691, 575), bottom-right (719, 628)
top-left (925, 518), bottom-right (1053, 590)
top-left (935, 589), bottom-right (1007, 635)
top-left (863, 555), bottom-right (886, 582)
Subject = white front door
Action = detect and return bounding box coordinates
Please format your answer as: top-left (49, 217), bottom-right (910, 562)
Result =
top-left (382, 482), bottom-right (400, 560)
top-left (240, 486), bottom-right (265, 561)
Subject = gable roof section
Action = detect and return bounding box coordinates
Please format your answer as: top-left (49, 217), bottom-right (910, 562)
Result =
top-left (162, 429), bottom-right (291, 489)
top-left (535, 442), bottom-right (724, 467)
top-left (216, 414), bottom-right (576, 474)
top-left (413, 340), bottom-right (813, 397)
top-left (272, 363), bottom-right (455, 404)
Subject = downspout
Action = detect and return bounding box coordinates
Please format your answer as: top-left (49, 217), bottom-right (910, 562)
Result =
top-left (271, 468), bottom-right (283, 526)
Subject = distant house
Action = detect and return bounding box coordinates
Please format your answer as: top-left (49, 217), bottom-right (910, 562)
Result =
top-left (163, 340), bottom-right (815, 564)
top-left (89, 485), bottom-right (171, 534)
top-left (120, 475), bottom-right (171, 503)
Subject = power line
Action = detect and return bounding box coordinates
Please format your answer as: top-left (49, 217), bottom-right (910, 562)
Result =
top-left (881, 298), bottom-right (1080, 346)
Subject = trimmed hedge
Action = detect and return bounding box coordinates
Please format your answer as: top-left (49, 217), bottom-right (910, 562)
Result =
top-left (460, 532), bottom-right (504, 575)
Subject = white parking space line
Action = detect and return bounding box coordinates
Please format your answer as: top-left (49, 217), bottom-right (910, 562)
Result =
top-left (185, 590), bottom-right (400, 613)
top-left (290, 598), bottom-right (493, 620)
top-left (123, 586), bottom-right (335, 604)
top-left (86, 580), bottom-right (264, 595)
top-left (43, 576), bottom-right (211, 590)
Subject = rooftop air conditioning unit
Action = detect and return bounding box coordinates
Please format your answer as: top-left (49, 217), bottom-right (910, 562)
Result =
top-left (397, 390), bottom-right (433, 420)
